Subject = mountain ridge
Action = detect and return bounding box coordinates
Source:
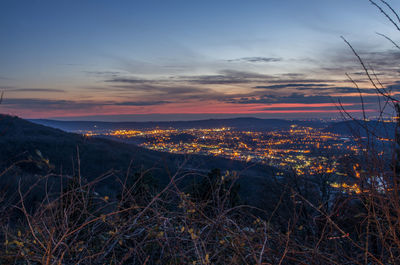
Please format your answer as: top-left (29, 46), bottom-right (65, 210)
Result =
top-left (30, 117), bottom-right (325, 132)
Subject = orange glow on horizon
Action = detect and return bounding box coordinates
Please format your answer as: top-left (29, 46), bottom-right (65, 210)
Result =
top-left (1, 100), bottom-right (374, 119)
top-left (8, 108), bottom-right (376, 119)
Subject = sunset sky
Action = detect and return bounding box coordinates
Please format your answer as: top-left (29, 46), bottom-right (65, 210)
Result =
top-left (1, 0), bottom-right (400, 121)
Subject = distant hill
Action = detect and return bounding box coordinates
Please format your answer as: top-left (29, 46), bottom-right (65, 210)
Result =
top-left (0, 114), bottom-right (279, 206)
top-left (30, 117), bottom-right (324, 132)
top-left (324, 120), bottom-right (396, 139)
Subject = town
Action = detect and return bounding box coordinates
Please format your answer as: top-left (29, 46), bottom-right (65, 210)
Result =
top-left (83, 125), bottom-right (363, 177)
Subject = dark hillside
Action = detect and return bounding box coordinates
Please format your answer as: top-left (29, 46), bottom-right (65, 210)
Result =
top-left (324, 120), bottom-right (395, 139)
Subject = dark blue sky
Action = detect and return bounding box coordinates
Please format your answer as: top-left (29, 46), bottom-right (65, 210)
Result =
top-left (1, 0), bottom-right (400, 120)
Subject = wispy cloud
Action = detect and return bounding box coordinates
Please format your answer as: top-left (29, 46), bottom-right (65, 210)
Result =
top-left (180, 70), bottom-right (275, 85)
top-left (98, 70), bottom-right (387, 107)
top-left (254, 83), bottom-right (330, 90)
top-left (105, 77), bottom-right (156, 84)
top-left (1, 98), bottom-right (169, 110)
top-left (320, 46), bottom-right (400, 79)
top-left (84, 71), bottom-right (123, 76)
top-left (222, 93), bottom-right (380, 105)
top-left (227, 57), bottom-right (282, 63)
top-left (6, 88), bottom-right (66, 93)
top-left (253, 84), bottom-right (377, 94)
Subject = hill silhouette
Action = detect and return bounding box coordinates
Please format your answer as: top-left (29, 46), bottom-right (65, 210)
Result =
top-left (324, 119), bottom-right (395, 139)
top-left (31, 117), bottom-right (324, 132)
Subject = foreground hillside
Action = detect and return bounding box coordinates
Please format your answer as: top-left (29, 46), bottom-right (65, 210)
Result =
top-left (0, 114), bottom-right (296, 264)
top-left (1, 114), bottom-right (399, 264)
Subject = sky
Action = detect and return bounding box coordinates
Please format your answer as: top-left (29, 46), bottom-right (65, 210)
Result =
top-left (1, 0), bottom-right (400, 121)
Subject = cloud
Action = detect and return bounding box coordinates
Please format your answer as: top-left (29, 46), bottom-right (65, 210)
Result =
top-left (6, 88), bottom-right (66, 93)
top-left (101, 70), bottom-right (386, 106)
top-left (259, 105), bottom-right (363, 111)
top-left (114, 84), bottom-right (229, 102)
top-left (227, 57), bottom-right (282, 63)
top-left (110, 83), bottom-right (218, 95)
top-left (181, 70), bottom-right (275, 85)
top-left (361, 50), bottom-right (400, 68)
top-left (1, 98), bottom-right (169, 110)
top-left (222, 93), bottom-right (380, 105)
top-left (254, 83), bottom-right (330, 90)
top-left (253, 84), bottom-right (377, 94)
top-left (102, 70), bottom-right (339, 89)
top-left (386, 81), bottom-right (400, 91)
top-left (113, 100), bottom-right (170, 106)
top-left (268, 79), bottom-right (338, 84)
top-left (84, 71), bottom-right (123, 76)
top-left (181, 70), bottom-right (338, 86)
top-left (219, 70), bottom-right (275, 79)
top-left (321, 46), bottom-right (400, 79)
top-left (105, 77), bottom-right (156, 84)
top-left (101, 75), bottom-right (228, 101)
top-left (2, 99), bottom-right (88, 110)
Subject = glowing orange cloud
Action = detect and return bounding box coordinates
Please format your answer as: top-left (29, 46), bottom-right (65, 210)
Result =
top-left (4, 101), bottom-right (372, 119)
